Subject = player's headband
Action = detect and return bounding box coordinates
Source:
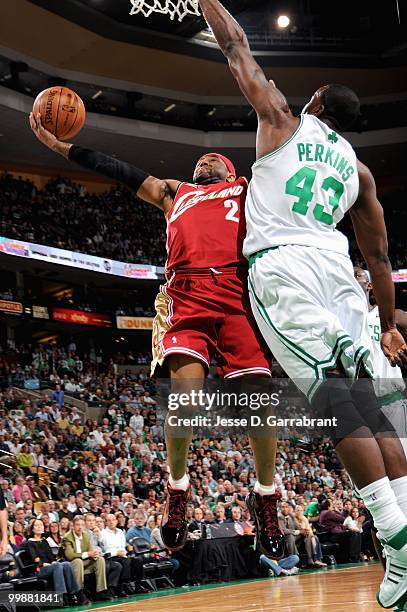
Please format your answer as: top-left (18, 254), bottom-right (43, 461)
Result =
top-left (198, 153), bottom-right (236, 178)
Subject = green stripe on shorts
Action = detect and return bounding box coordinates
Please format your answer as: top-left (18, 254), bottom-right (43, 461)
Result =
top-left (379, 390), bottom-right (405, 407)
top-left (248, 247), bottom-right (278, 269)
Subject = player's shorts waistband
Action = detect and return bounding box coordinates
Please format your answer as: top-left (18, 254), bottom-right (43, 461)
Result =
top-left (165, 262), bottom-right (247, 279)
top-left (378, 390), bottom-right (405, 407)
top-left (248, 247), bottom-right (279, 268)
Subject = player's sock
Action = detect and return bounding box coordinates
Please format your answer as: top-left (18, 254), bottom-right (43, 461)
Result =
top-left (390, 476), bottom-right (407, 519)
top-left (254, 481), bottom-right (276, 496)
top-left (169, 473), bottom-right (189, 491)
top-left (359, 476), bottom-right (407, 541)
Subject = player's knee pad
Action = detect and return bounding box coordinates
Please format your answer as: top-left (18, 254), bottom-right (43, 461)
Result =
top-left (311, 375), bottom-right (367, 446)
top-left (350, 377), bottom-right (396, 437)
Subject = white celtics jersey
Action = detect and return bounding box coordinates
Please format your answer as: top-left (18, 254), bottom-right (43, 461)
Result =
top-left (367, 305), bottom-right (405, 398)
top-left (243, 114), bottom-right (360, 258)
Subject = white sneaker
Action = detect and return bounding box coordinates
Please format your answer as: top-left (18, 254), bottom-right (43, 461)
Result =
top-left (376, 539), bottom-right (407, 609)
top-left (281, 567), bottom-right (299, 576)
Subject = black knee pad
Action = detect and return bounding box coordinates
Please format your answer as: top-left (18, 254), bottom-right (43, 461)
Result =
top-left (311, 376), bottom-right (368, 446)
top-left (350, 377), bottom-right (396, 437)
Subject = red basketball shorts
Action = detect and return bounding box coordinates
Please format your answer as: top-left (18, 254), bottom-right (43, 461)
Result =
top-left (151, 267), bottom-right (271, 378)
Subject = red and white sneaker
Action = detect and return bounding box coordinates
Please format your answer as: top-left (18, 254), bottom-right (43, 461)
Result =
top-left (246, 489), bottom-right (285, 559)
top-left (160, 483), bottom-right (192, 551)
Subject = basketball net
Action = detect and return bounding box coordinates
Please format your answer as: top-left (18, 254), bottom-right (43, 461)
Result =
top-left (129, 0), bottom-right (200, 21)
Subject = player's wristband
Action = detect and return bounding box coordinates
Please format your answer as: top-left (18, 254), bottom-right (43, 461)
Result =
top-left (68, 145), bottom-right (150, 192)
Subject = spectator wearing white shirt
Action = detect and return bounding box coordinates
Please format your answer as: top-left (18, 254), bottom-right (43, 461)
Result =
top-left (65, 379), bottom-right (80, 395)
top-left (86, 433), bottom-right (100, 451)
top-left (91, 427), bottom-right (104, 447)
top-left (8, 433), bottom-right (22, 455)
top-left (129, 410), bottom-right (144, 435)
top-left (321, 469), bottom-right (335, 488)
top-left (142, 392), bottom-right (156, 407)
top-left (67, 495), bottom-right (78, 514)
top-left (343, 507), bottom-right (364, 533)
top-left (100, 514), bottom-right (141, 595)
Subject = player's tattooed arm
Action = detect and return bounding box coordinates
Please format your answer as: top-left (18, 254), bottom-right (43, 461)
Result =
top-left (29, 112), bottom-right (179, 212)
top-left (350, 160), bottom-right (407, 366)
top-left (137, 177), bottom-right (181, 213)
top-left (198, 0), bottom-right (290, 121)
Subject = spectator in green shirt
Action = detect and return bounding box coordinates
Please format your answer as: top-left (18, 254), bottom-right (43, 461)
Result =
top-left (304, 500), bottom-right (320, 524)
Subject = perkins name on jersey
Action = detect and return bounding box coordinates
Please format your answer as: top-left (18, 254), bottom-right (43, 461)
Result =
top-left (296, 142), bottom-right (355, 182)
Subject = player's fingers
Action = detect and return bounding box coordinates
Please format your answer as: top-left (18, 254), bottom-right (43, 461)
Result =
top-left (391, 352), bottom-right (403, 367)
top-left (29, 112), bottom-right (37, 131)
top-left (36, 113), bottom-right (45, 130)
top-left (381, 345), bottom-right (392, 359)
top-left (397, 347), bottom-right (407, 364)
top-left (384, 350), bottom-right (396, 366)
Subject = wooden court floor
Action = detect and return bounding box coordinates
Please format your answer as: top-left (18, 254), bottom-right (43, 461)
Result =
top-left (87, 563), bottom-right (387, 612)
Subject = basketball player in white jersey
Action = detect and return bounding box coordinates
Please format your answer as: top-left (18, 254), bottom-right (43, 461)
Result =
top-left (198, 0), bottom-right (407, 607)
top-left (355, 266), bottom-right (407, 455)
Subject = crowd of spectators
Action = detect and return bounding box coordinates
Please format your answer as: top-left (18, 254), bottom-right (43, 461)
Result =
top-left (0, 348), bottom-right (380, 600)
top-left (1, 172), bottom-right (407, 269)
top-left (0, 340), bottom-right (152, 394)
top-left (0, 173), bottom-right (166, 266)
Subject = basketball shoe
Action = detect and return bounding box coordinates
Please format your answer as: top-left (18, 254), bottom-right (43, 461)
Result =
top-left (246, 489), bottom-right (285, 559)
top-left (161, 483), bottom-right (192, 551)
top-left (376, 527), bottom-right (407, 609)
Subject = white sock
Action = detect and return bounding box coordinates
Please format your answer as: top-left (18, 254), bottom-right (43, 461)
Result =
top-left (169, 473), bottom-right (189, 491)
top-left (359, 476), bottom-right (407, 541)
top-left (254, 481), bottom-right (276, 496)
top-left (390, 476), bottom-right (407, 519)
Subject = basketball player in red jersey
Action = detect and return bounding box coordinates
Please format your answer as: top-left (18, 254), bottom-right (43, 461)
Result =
top-left (29, 112), bottom-right (285, 558)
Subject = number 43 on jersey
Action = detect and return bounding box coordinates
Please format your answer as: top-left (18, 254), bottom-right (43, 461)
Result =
top-left (286, 166), bottom-right (344, 226)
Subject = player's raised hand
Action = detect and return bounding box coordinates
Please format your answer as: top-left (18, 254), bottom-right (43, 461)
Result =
top-left (29, 112), bottom-right (58, 149)
top-left (380, 328), bottom-right (407, 367)
top-left (29, 112), bottom-right (72, 158)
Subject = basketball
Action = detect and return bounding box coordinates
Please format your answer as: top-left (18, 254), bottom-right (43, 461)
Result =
top-left (32, 86), bottom-right (86, 141)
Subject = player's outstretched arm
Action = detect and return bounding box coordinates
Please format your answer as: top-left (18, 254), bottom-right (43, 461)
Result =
top-left (350, 161), bottom-right (407, 367)
top-left (29, 112), bottom-right (179, 212)
top-left (198, 0), bottom-right (290, 123)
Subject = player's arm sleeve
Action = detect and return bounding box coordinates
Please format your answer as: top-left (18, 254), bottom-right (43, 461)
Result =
top-left (198, 0), bottom-right (290, 121)
top-left (350, 162), bottom-right (395, 332)
top-left (68, 146), bottom-right (150, 194)
top-left (68, 146), bottom-right (177, 210)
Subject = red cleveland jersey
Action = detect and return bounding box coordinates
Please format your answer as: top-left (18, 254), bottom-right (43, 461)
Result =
top-left (166, 177), bottom-right (248, 270)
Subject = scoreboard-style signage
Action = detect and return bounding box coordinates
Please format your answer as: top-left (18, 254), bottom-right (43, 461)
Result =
top-left (116, 316), bottom-right (154, 330)
top-left (52, 308), bottom-right (112, 328)
top-left (0, 300), bottom-right (23, 315)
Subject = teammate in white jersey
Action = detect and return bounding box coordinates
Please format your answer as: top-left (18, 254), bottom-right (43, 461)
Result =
top-left (355, 266), bottom-right (407, 456)
top-left (198, 0), bottom-right (407, 607)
